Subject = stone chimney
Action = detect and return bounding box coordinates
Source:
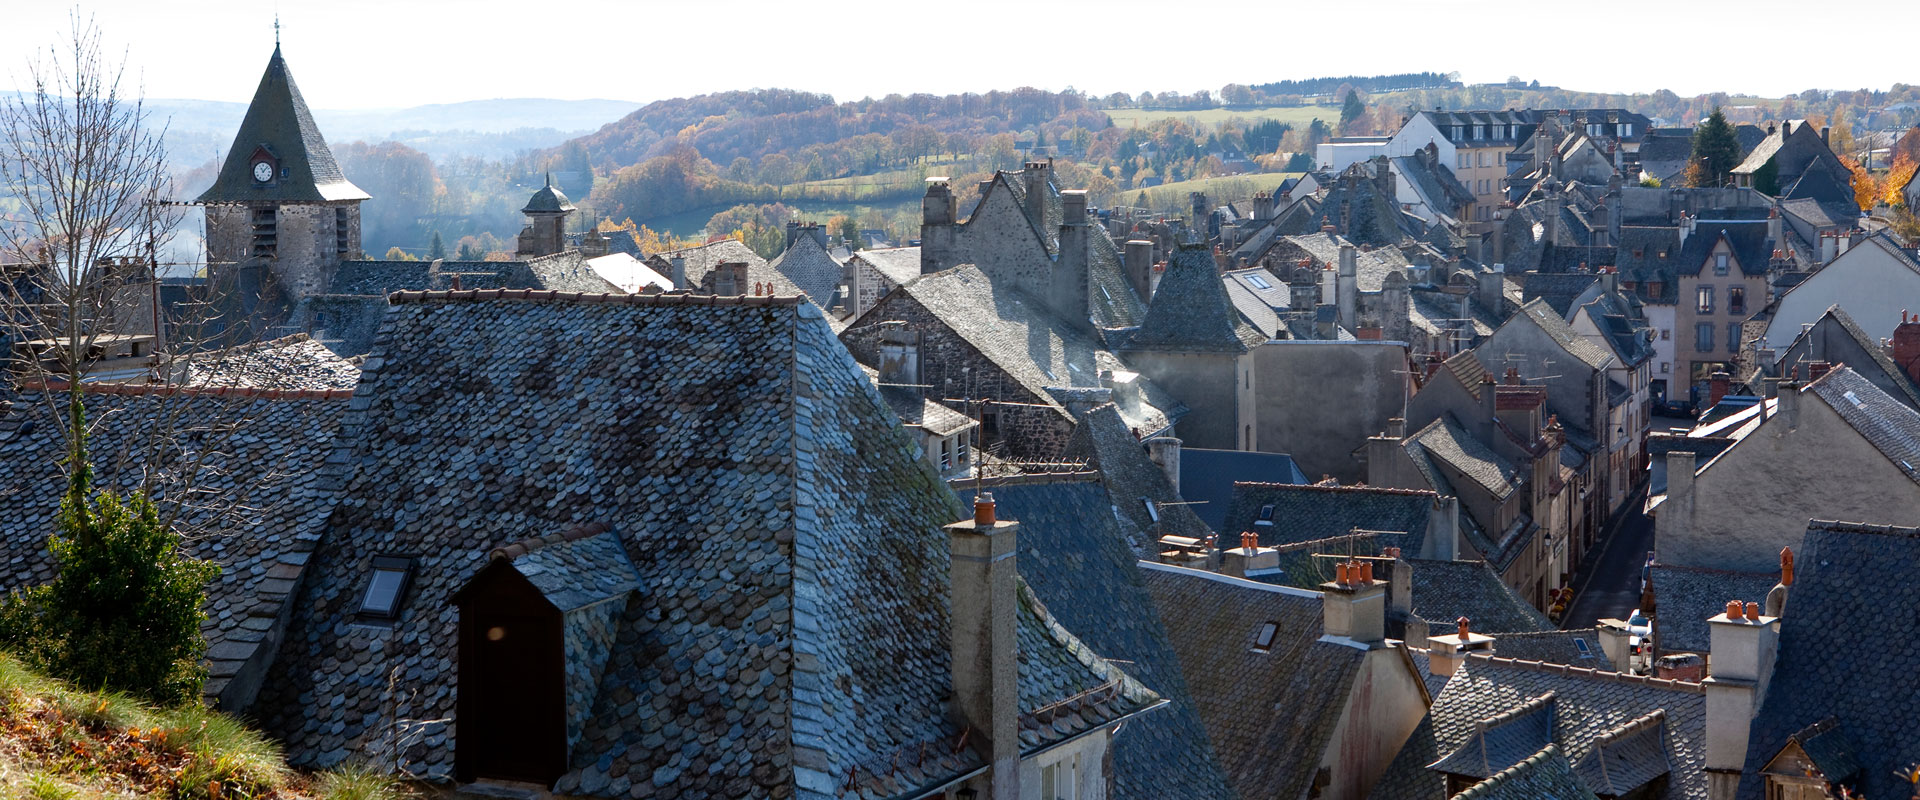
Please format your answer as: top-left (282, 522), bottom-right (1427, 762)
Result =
top-left (1336, 244), bottom-right (1359, 331)
top-left (1764, 546), bottom-right (1793, 616)
top-left (1659, 451), bottom-right (1697, 555)
top-left (1476, 269), bottom-right (1504, 315)
top-left (669, 255), bottom-right (688, 290)
top-left (1595, 618), bottom-right (1632, 671)
top-left (1052, 190), bottom-right (1093, 331)
top-left (713, 262), bottom-right (750, 296)
top-left (1654, 653), bottom-right (1706, 681)
top-left (1806, 361), bottom-right (1832, 382)
top-left (1253, 191), bottom-right (1275, 222)
top-left (1775, 381), bottom-right (1800, 429)
top-left (921, 177), bottom-right (957, 276)
top-left (1464, 232), bottom-right (1484, 264)
top-left (1821, 231), bottom-right (1838, 264)
top-left (1125, 239), bottom-right (1155, 302)
top-left (1427, 616), bottom-right (1495, 676)
top-left (1320, 559), bottom-right (1388, 647)
top-left (1221, 532), bottom-right (1279, 579)
top-left (1703, 600), bottom-right (1781, 800)
top-left (877, 324), bottom-right (921, 388)
top-left (1423, 494), bottom-right (1462, 561)
top-left (1145, 436), bottom-right (1182, 493)
top-left (1892, 311), bottom-right (1920, 384)
top-left (947, 494), bottom-right (1021, 799)
top-left (1022, 161), bottom-right (1052, 224)
top-left (1707, 371), bottom-right (1731, 407)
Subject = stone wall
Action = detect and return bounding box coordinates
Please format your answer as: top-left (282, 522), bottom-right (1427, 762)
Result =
top-left (1253, 341), bottom-right (1408, 483)
top-left (202, 202), bottom-right (357, 302)
top-left (840, 292), bottom-right (1074, 460)
top-left (1120, 350), bottom-right (1245, 451)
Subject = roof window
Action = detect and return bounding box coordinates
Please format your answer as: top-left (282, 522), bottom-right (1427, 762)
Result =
top-left (358, 556), bottom-right (415, 619)
top-left (1143, 499), bottom-right (1160, 523)
top-left (1255, 504), bottom-right (1275, 526)
top-left (1252, 622), bottom-right (1280, 652)
top-left (1246, 273), bottom-right (1273, 290)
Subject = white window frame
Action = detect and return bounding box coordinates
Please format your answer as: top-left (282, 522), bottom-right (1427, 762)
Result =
top-left (1041, 754), bottom-right (1079, 800)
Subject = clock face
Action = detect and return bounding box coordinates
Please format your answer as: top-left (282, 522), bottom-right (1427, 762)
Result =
top-left (253, 161), bottom-right (274, 183)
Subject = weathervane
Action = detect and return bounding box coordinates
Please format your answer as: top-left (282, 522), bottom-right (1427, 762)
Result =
top-left (274, 15), bottom-right (281, 48)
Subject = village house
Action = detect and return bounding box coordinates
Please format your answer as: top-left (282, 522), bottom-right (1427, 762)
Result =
top-left (1651, 366), bottom-right (1920, 577)
top-left (842, 246), bottom-right (922, 320)
top-left (1758, 231), bottom-right (1920, 350)
top-left (253, 289), bottom-right (1164, 797)
top-left (1730, 120), bottom-right (1853, 203)
top-left (1747, 305), bottom-right (1920, 412)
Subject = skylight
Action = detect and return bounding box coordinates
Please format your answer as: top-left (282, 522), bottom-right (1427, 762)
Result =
top-left (1252, 622), bottom-right (1279, 652)
top-left (359, 556), bottom-right (414, 619)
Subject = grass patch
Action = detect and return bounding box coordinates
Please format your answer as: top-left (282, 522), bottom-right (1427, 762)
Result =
top-left (1104, 105), bottom-right (1336, 129)
top-left (1124, 172), bottom-right (1304, 212)
top-left (0, 653), bottom-right (407, 800)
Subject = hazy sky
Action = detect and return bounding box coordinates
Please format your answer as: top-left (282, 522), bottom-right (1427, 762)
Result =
top-left (3, 1), bottom-right (1914, 110)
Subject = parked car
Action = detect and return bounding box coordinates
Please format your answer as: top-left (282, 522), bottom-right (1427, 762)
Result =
top-left (1626, 608), bottom-right (1652, 655)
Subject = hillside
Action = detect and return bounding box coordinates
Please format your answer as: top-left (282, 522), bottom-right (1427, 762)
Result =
top-left (0, 654), bottom-right (401, 800)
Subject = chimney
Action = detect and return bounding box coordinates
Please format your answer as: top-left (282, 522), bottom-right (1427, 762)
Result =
top-left (1654, 653), bottom-right (1707, 681)
top-left (669, 255), bottom-right (688, 290)
top-left (1253, 191), bottom-right (1275, 222)
top-left (1775, 381), bottom-right (1800, 428)
top-left (877, 324), bottom-right (921, 388)
top-left (1703, 600), bottom-right (1781, 799)
top-left (1821, 231), bottom-right (1838, 264)
top-left (1336, 244), bottom-right (1358, 331)
top-left (1145, 436), bottom-right (1183, 493)
top-left (1806, 360), bottom-right (1831, 382)
top-left (1764, 546), bottom-right (1793, 616)
top-left (714, 262), bottom-right (749, 296)
top-left (1423, 494), bottom-right (1462, 561)
top-left (1891, 310), bottom-right (1920, 384)
top-left (1821, 126), bottom-right (1830, 145)
top-left (1221, 532), bottom-right (1279, 579)
top-left (1125, 239), bottom-right (1155, 302)
top-left (1476, 269), bottom-right (1503, 315)
top-left (1707, 371), bottom-right (1731, 407)
top-left (1464, 232), bottom-right (1484, 264)
top-left (1658, 451), bottom-right (1697, 558)
top-left (1320, 560), bottom-right (1388, 647)
top-left (1595, 618), bottom-right (1632, 671)
top-left (1479, 373), bottom-right (1498, 438)
top-left (947, 494), bottom-right (1021, 799)
top-left (920, 177), bottom-right (957, 276)
top-left (1779, 120), bottom-right (1789, 138)
top-left (1022, 161), bottom-right (1051, 223)
top-left (784, 221), bottom-right (804, 252)
top-left (1052, 191), bottom-right (1093, 331)
top-left (1427, 616), bottom-right (1495, 676)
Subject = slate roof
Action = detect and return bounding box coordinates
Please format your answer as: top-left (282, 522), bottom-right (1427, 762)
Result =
top-left (1429, 656), bottom-right (1707, 800)
top-left (1140, 562), bottom-right (1366, 800)
top-left (255, 290), bottom-right (1158, 795)
top-left (978, 480), bottom-right (1235, 800)
top-left (884, 264), bottom-right (1184, 436)
top-left (1430, 691), bottom-right (1557, 778)
top-left (1489, 629), bottom-right (1610, 670)
top-left (1060, 403), bottom-right (1213, 546)
top-left (1405, 416), bottom-right (1519, 502)
top-left (298, 253), bottom-right (620, 356)
top-left (0, 385), bottom-right (347, 707)
top-left (1125, 243), bottom-right (1266, 353)
top-left (979, 168), bottom-right (1146, 329)
top-left (877, 385), bottom-right (974, 437)
top-left (642, 240), bottom-right (788, 293)
top-left (1805, 365), bottom-right (1920, 485)
top-left (1454, 744), bottom-right (1597, 800)
top-left (583, 252), bottom-right (672, 294)
top-left (521, 178), bottom-right (576, 214)
top-left (197, 47), bottom-right (368, 204)
top-left (1177, 448), bottom-right (1306, 531)
top-left (1577, 292), bottom-right (1654, 367)
top-left (491, 524), bottom-right (641, 613)
top-left (1675, 221), bottom-right (1771, 277)
top-left (180, 332), bottom-right (362, 390)
top-left (1614, 226), bottom-right (1682, 304)
top-left (1221, 482), bottom-right (1438, 555)
top-left (1368, 715), bottom-right (1447, 800)
top-left (769, 232), bottom-right (847, 306)
top-left (1406, 559), bottom-right (1554, 634)
top-left (1647, 564), bottom-right (1776, 655)
top-left (1738, 520), bottom-right (1920, 800)
top-left (1522, 273), bottom-right (1601, 317)
top-left (1392, 152), bottom-right (1476, 212)
top-left (851, 247), bottom-right (922, 286)
top-left (1504, 298), bottom-right (1616, 371)
top-left (1778, 305), bottom-right (1920, 411)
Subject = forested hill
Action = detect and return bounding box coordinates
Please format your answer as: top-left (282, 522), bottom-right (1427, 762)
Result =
top-left (558, 88), bottom-right (1104, 169)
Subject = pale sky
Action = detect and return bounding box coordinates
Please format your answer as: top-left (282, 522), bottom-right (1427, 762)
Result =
top-left (2, 0), bottom-right (1913, 110)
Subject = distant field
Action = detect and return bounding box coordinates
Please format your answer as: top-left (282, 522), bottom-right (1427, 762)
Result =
top-left (1125, 172), bottom-right (1304, 211)
top-left (1104, 105), bottom-right (1338, 129)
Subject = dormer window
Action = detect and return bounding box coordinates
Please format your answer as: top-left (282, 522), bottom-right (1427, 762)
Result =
top-left (358, 556), bottom-right (415, 619)
top-left (1473, 125), bottom-right (1485, 140)
top-left (1255, 504), bottom-right (1275, 526)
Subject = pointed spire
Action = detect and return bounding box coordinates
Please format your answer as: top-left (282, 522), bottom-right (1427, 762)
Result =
top-left (273, 14), bottom-right (281, 52)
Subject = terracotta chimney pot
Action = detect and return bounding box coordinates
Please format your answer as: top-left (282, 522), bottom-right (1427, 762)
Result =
top-left (1726, 600), bottom-right (1744, 619)
top-left (1745, 602), bottom-right (1760, 622)
top-left (974, 493), bottom-right (996, 525)
top-left (1336, 561), bottom-right (1351, 584)
top-left (1781, 547), bottom-right (1794, 587)
top-left (1457, 616), bottom-right (1471, 639)
top-left (1359, 560), bottom-right (1374, 583)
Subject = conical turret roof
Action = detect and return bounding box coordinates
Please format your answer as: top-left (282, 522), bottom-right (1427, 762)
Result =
top-left (521, 174), bottom-right (576, 214)
top-left (196, 46), bottom-right (368, 205)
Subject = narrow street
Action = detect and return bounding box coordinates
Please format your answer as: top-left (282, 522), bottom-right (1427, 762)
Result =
top-left (1561, 484), bottom-right (1654, 630)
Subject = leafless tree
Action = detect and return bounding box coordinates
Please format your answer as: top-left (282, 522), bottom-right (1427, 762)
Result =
top-left (0, 14), bottom-right (305, 545)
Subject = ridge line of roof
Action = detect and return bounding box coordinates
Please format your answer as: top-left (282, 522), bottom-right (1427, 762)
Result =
top-left (1137, 560), bottom-right (1324, 599)
top-left (1464, 652), bottom-right (1704, 692)
top-left (386, 288), bottom-right (804, 306)
top-left (1234, 480), bottom-right (1439, 497)
top-left (18, 381), bottom-right (353, 401)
